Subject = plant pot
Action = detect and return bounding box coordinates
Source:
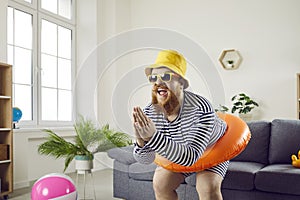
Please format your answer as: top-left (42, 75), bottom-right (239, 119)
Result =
top-left (75, 155), bottom-right (94, 171)
top-left (239, 113), bottom-right (253, 122)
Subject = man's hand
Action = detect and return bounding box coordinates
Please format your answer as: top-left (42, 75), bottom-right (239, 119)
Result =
top-left (133, 107), bottom-right (156, 145)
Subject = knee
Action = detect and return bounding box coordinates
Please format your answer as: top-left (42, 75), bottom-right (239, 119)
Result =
top-left (152, 168), bottom-right (184, 195)
top-left (196, 172), bottom-right (223, 199)
top-left (196, 182), bottom-right (222, 200)
top-left (196, 182), bottom-right (221, 195)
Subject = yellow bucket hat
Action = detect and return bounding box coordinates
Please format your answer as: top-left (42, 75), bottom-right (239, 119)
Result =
top-left (145, 50), bottom-right (189, 89)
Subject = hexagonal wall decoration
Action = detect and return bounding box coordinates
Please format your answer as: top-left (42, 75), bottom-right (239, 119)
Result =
top-left (219, 49), bottom-right (242, 70)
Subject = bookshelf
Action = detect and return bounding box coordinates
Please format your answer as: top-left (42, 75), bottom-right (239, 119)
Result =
top-left (0, 62), bottom-right (13, 198)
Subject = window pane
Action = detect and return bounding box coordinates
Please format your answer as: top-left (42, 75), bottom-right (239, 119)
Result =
top-left (7, 45), bottom-right (13, 65)
top-left (41, 0), bottom-right (57, 15)
top-left (42, 87), bottom-right (57, 120)
top-left (7, 7), bottom-right (13, 45)
top-left (58, 26), bottom-right (71, 59)
top-left (14, 84), bottom-right (32, 121)
top-left (58, 58), bottom-right (71, 89)
top-left (41, 20), bottom-right (57, 55)
top-left (58, 90), bottom-right (71, 121)
top-left (15, 9), bottom-right (32, 49)
top-left (41, 54), bottom-right (57, 88)
top-left (59, 0), bottom-right (71, 19)
top-left (14, 47), bottom-right (32, 85)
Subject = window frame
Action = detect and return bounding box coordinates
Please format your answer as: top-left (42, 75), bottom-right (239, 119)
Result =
top-left (7, 0), bottom-right (76, 128)
top-left (10, 0), bottom-right (37, 10)
top-left (38, 13), bottom-right (75, 126)
top-left (7, 1), bottom-right (38, 127)
top-left (38, 0), bottom-right (76, 25)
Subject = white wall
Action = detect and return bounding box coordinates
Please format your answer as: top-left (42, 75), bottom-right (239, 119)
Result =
top-left (132, 0), bottom-right (300, 121)
top-left (13, 129), bottom-right (76, 189)
top-left (76, 0), bottom-right (114, 174)
top-left (76, 0), bottom-right (98, 120)
top-left (0, 0), bottom-right (7, 61)
top-left (94, 0), bottom-right (300, 134)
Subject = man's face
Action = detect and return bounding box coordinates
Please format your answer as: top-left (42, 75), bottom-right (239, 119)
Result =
top-left (150, 67), bottom-right (183, 115)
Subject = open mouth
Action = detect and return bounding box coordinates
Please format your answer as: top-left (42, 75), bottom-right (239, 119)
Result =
top-left (157, 88), bottom-right (168, 97)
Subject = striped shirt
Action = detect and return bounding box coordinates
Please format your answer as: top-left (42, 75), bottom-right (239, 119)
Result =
top-left (133, 91), bottom-right (227, 169)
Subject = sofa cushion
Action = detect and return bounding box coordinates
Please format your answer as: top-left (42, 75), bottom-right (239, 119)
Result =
top-left (107, 146), bottom-right (137, 165)
top-left (185, 161), bottom-right (265, 191)
top-left (269, 119), bottom-right (300, 164)
top-left (129, 162), bottom-right (157, 181)
top-left (255, 164), bottom-right (300, 195)
top-left (232, 121), bottom-right (270, 164)
top-left (222, 161), bottom-right (265, 190)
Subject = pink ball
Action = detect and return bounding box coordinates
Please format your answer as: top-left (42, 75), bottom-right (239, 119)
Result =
top-left (31, 173), bottom-right (77, 200)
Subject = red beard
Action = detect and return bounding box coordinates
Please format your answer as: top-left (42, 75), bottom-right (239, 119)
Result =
top-left (152, 84), bottom-right (180, 116)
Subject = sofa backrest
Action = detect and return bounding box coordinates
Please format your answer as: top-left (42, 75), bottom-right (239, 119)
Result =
top-left (269, 119), bottom-right (300, 164)
top-left (231, 121), bottom-right (271, 164)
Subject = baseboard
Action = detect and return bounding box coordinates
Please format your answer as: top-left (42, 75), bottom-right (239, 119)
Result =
top-left (14, 180), bottom-right (30, 190)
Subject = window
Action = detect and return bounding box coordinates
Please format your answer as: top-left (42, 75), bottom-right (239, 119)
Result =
top-left (7, 7), bottom-right (33, 121)
top-left (40, 19), bottom-right (72, 121)
top-left (7, 0), bottom-right (75, 126)
top-left (41, 0), bottom-right (72, 19)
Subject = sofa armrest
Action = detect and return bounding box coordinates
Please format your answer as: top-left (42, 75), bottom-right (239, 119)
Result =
top-left (108, 146), bottom-right (137, 165)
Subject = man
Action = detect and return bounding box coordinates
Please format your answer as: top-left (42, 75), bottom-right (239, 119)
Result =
top-left (133, 49), bottom-right (228, 200)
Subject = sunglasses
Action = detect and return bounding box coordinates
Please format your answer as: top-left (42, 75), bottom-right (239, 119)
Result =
top-left (148, 72), bottom-right (179, 83)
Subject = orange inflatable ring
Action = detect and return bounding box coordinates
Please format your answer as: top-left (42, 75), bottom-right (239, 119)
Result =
top-left (154, 113), bottom-right (251, 173)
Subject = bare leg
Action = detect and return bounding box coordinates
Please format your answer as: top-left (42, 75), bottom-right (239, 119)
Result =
top-left (153, 167), bottom-right (185, 200)
top-left (196, 171), bottom-right (223, 200)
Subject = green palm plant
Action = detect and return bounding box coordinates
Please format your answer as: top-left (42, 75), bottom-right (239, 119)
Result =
top-left (38, 129), bottom-right (91, 172)
top-left (38, 116), bottom-right (132, 172)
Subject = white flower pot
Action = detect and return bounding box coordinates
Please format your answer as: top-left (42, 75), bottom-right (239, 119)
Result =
top-left (75, 155), bottom-right (94, 171)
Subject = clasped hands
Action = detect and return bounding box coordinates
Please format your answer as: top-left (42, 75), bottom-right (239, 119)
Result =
top-left (133, 107), bottom-right (156, 146)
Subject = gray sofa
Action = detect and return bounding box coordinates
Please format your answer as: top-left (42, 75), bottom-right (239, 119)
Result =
top-left (108, 119), bottom-right (300, 200)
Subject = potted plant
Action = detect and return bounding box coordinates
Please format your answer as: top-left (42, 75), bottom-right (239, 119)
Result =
top-left (227, 60), bottom-right (234, 68)
top-left (38, 116), bottom-right (132, 172)
top-left (231, 93), bottom-right (259, 121)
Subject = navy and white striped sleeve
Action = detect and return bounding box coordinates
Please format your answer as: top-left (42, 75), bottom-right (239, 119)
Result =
top-left (133, 142), bottom-right (156, 164)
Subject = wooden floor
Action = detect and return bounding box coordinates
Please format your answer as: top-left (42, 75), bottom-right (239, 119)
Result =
top-left (6, 169), bottom-right (122, 200)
